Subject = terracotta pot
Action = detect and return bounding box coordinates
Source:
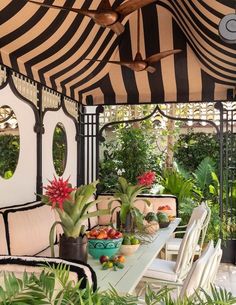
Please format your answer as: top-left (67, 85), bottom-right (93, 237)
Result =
top-left (116, 211), bottom-right (133, 233)
top-left (59, 234), bottom-right (88, 263)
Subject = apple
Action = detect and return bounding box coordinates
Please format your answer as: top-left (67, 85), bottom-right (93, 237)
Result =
top-left (99, 255), bottom-right (109, 264)
top-left (108, 228), bottom-right (117, 238)
top-left (114, 231), bottom-right (123, 239)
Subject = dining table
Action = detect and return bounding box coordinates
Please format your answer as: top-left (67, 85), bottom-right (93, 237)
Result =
top-left (88, 217), bottom-right (181, 294)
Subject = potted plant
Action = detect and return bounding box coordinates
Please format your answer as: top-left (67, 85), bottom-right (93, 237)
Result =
top-left (110, 174), bottom-right (155, 232)
top-left (41, 177), bottom-right (110, 263)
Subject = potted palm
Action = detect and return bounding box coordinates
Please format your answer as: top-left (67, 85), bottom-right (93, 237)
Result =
top-left (41, 177), bottom-right (109, 263)
top-left (111, 175), bottom-right (154, 232)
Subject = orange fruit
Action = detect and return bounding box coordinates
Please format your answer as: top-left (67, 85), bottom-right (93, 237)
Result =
top-left (117, 255), bottom-right (125, 263)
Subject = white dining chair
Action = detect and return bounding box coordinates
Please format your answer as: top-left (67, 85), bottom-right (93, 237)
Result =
top-left (138, 239), bottom-right (222, 303)
top-left (165, 202), bottom-right (210, 260)
top-left (179, 240), bottom-right (214, 298)
top-left (179, 239), bottom-right (222, 299)
top-left (142, 220), bottom-right (202, 290)
top-left (198, 239), bottom-right (222, 292)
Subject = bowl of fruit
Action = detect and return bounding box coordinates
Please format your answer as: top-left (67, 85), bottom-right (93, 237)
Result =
top-left (157, 205), bottom-right (173, 216)
top-left (87, 227), bottom-right (123, 259)
top-left (119, 235), bottom-right (140, 256)
top-left (157, 212), bottom-right (170, 228)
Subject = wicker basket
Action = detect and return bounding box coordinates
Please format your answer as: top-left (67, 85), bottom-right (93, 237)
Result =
top-left (144, 220), bottom-right (159, 235)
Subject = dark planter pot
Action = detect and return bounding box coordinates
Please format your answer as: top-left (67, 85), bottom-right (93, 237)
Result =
top-left (116, 211), bottom-right (133, 232)
top-left (59, 234), bottom-right (88, 263)
top-left (221, 239), bottom-right (236, 264)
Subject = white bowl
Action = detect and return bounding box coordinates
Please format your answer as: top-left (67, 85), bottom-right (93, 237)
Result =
top-left (120, 244), bottom-right (140, 256)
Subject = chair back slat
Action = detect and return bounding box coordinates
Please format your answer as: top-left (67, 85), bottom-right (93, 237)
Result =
top-left (179, 239), bottom-right (222, 299)
top-left (179, 240), bottom-right (214, 299)
top-left (175, 220), bottom-right (202, 280)
top-left (198, 202), bottom-right (211, 252)
top-left (200, 239), bottom-right (222, 290)
top-left (188, 204), bottom-right (207, 227)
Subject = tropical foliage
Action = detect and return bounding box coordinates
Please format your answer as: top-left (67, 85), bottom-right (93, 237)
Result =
top-left (0, 264), bottom-right (235, 305)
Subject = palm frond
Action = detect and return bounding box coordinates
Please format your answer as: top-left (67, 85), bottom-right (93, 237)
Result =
top-left (193, 157), bottom-right (216, 195)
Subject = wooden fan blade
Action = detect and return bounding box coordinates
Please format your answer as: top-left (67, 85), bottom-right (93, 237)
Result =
top-left (83, 58), bottom-right (142, 70)
top-left (145, 66), bottom-right (156, 73)
top-left (116, 0), bottom-right (156, 17)
top-left (146, 49), bottom-right (182, 64)
top-left (28, 0), bottom-right (85, 14)
top-left (108, 22), bottom-right (125, 35)
top-left (83, 58), bottom-right (131, 65)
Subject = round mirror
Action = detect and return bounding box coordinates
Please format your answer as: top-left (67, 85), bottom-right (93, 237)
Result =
top-left (52, 123), bottom-right (67, 176)
top-left (0, 105), bottom-right (20, 179)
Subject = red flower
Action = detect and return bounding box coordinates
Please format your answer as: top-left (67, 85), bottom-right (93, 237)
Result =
top-left (44, 176), bottom-right (74, 210)
top-left (137, 171), bottom-right (156, 187)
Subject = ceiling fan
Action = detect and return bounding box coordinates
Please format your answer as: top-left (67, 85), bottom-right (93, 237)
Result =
top-left (28, 0), bottom-right (157, 35)
top-left (84, 9), bottom-right (182, 73)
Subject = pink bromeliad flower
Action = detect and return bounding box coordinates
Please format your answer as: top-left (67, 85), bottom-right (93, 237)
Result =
top-left (44, 176), bottom-right (75, 210)
top-left (137, 171), bottom-right (156, 187)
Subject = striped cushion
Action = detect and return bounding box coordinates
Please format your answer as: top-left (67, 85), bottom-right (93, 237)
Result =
top-left (0, 255), bottom-right (97, 290)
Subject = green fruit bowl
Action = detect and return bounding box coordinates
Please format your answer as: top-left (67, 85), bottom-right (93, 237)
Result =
top-left (88, 238), bottom-right (123, 259)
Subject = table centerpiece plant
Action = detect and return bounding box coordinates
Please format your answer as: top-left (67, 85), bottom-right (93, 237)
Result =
top-left (110, 172), bottom-right (156, 232)
top-left (41, 177), bottom-right (110, 263)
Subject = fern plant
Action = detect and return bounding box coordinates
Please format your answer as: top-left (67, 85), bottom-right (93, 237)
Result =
top-left (0, 266), bottom-right (235, 305)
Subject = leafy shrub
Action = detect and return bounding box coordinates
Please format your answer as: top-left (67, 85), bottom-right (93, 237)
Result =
top-left (99, 126), bottom-right (163, 193)
top-left (174, 132), bottom-right (219, 173)
top-left (0, 134), bottom-right (20, 179)
top-left (52, 124), bottom-right (67, 177)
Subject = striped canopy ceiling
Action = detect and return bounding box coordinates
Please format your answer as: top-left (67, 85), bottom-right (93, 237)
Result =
top-left (0, 0), bottom-right (236, 105)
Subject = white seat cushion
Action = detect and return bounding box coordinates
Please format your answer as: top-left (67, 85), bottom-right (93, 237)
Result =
top-left (166, 237), bottom-right (200, 252)
top-left (36, 245), bottom-right (59, 257)
top-left (144, 259), bottom-right (178, 282)
top-left (7, 203), bottom-right (56, 256)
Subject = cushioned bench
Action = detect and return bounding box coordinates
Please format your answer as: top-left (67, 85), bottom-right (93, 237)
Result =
top-left (0, 194), bottom-right (178, 256)
top-left (0, 255), bottom-right (97, 290)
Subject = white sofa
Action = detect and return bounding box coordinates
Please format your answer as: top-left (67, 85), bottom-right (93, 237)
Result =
top-left (0, 194), bottom-right (178, 257)
top-left (0, 194), bottom-right (177, 288)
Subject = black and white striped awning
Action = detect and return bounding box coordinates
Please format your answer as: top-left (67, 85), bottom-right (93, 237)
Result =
top-left (1, 0), bottom-right (236, 105)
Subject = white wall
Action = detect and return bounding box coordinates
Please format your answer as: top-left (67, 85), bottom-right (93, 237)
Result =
top-left (42, 108), bottom-right (77, 188)
top-left (0, 85), bottom-right (37, 206)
